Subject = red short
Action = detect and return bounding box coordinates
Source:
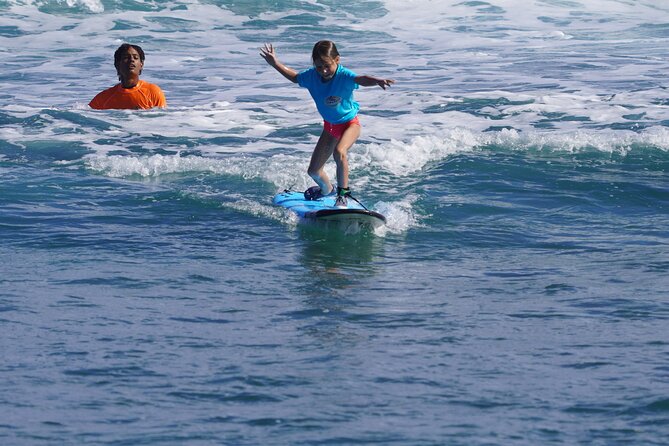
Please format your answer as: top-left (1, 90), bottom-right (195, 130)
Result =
top-left (323, 116), bottom-right (360, 139)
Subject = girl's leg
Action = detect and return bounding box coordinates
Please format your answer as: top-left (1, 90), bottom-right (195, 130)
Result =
top-left (307, 130), bottom-right (337, 193)
top-left (332, 124), bottom-right (361, 190)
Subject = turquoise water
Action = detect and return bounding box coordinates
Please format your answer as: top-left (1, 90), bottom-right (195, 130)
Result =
top-left (1, 1), bottom-right (669, 444)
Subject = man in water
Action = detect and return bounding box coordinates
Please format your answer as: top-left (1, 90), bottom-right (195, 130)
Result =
top-left (89, 43), bottom-right (166, 110)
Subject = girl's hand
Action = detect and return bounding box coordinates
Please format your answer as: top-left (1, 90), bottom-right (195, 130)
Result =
top-left (260, 43), bottom-right (279, 67)
top-left (377, 78), bottom-right (395, 90)
top-left (260, 43), bottom-right (298, 83)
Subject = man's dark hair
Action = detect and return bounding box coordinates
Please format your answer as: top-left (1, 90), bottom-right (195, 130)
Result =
top-left (114, 43), bottom-right (145, 64)
top-left (114, 43), bottom-right (145, 79)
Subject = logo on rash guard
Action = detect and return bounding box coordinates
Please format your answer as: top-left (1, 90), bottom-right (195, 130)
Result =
top-left (325, 96), bottom-right (341, 107)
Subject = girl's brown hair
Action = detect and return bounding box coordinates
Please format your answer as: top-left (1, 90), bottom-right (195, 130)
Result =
top-left (311, 40), bottom-right (339, 64)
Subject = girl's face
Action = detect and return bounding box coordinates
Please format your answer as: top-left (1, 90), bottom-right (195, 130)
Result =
top-left (314, 56), bottom-right (339, 80)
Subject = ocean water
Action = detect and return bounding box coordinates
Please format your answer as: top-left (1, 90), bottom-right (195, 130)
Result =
top-left (1, 0), bottom-right (668, 444)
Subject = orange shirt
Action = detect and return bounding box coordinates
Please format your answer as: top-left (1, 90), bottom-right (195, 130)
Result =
top-left (89, 80), bottom-right (167, 110)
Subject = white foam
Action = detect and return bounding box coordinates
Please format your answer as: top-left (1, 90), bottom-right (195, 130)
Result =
top-left (355, 131), bottom-right (479, 177)
top-left (487, 127), bottom-right (669, 154)
top-left (374, 194), bottom-right (423, 236)
top-left (223, 196), bottom-right (298, 227)
top-left (2, 0), bottom-right (668, 185)
top-left (66, 0), bottom-right (104, 13)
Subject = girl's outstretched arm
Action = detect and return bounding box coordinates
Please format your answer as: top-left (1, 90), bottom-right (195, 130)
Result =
top-left (355, 75), bottom-right (395, 90)
top-left (260, 43), bottom-right (298, 83)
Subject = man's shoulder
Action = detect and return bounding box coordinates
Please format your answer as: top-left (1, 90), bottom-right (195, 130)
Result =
top-left (138, 80), bottom-right (167, 107)
top-left (139, 80), bottom-right (163, 93)
top-left (89, 84), bottom-right (120, 109)
top-left (95, 84), bottom-right (121, 96)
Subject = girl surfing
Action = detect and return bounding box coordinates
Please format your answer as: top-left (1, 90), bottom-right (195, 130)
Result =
top-left (261, 41), bottom-right (394, 207)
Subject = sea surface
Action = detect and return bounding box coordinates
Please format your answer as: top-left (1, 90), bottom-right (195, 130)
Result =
top-left (1, 0), bottom-right (668, 444)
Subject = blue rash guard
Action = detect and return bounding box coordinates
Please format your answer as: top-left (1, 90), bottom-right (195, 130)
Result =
top-left (297, 65), bottom-right (360, 124)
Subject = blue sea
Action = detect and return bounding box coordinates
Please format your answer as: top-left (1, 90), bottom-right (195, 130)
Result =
top-left (1, 0), bottom-right (668, 444)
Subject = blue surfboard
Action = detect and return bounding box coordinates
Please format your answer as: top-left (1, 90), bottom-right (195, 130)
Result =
top-left (273, 190), bottom-right (386, 230)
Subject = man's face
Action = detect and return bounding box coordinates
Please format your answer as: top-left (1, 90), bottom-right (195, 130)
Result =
top-left (116, 47), bottom-right (143, 79)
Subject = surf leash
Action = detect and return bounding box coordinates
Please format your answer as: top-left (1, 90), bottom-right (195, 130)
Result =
top-left (348, 193), bottom-right (369, 211)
